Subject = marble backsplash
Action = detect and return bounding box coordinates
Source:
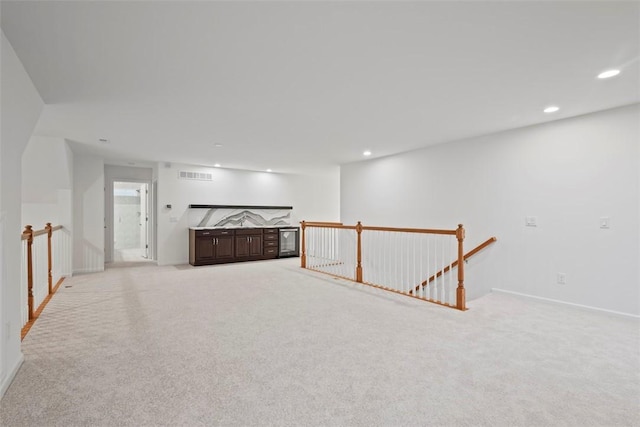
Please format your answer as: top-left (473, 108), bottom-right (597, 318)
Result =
top-left (188, 207), bottom-right (291, 228)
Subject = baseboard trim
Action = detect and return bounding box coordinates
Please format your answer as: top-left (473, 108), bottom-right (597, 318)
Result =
top-left (491, 288), bottom-right (640, 319)
top-left (0, 352), bottom-right (24, 399)
top-left (72, 267), bottom-right (104, 275)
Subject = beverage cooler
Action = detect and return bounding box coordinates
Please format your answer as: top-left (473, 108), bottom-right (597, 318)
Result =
top-left (278, 227), bottom-right (299, 258)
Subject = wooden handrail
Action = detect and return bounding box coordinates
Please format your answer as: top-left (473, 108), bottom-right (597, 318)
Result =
top-left (32, 228), bottom-right (48, 237)
top-left (362, 225), bottom-right (457, 235)
top-left (303, 222), bottom-right (457, 235)
top-left (302, 223), bottom-right (357, 230)
top-left (409, 237), bottom-right (497, 294)
top-left (21, 224), bottom-right (62, 240)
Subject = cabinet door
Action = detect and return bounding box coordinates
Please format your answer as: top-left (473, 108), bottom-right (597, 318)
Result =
top-left (195, 238), bottom-right (215, 262)
top-left (215, 236), bottom-right (235, 259)
top-left (249, 235), bottom-right (262, 256)
top-left (235, 235), bottom-right (262, 257)
top-left (235, 236), bottom-right (250, 257)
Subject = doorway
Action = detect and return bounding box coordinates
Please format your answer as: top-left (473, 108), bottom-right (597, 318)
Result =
top-left (113, 181), bottom-right (149, 262)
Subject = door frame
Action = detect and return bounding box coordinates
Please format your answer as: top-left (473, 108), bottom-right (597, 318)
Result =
top-left (105, 178), bottom-right (154, 263)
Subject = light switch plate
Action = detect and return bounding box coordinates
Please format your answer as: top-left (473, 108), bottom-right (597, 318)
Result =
top-left (599, 217), bottom-right (610, 229)
top-left (525, 216), bottom-right (537, 227)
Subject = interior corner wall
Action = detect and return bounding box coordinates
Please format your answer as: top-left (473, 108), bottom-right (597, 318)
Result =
top-left (156, 164), bottom-right (340, 266)
top-left (0, 30), bottom-right (44, 398)
top-left (22, 136), bottom-right (73, 228)
top-left (72, 152), bottom-right (104, 274)
top-left (340, 104), bottom-right (640, 316)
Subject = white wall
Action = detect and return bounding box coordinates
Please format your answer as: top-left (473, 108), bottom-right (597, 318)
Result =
top-left (341, 104), bottom-right (640, 316)
top-left (157, 164), bottom-right (340, 265)
top-left (0, 30), bottom-right (44, 397)
top-left (22, 136), bottom-right (73, 229)
top-left (72, 153), bottom-right (104, 274)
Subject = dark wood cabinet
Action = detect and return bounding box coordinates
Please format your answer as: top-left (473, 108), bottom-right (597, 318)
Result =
top-left (235, 229), bottom-right (263, 258)
top-left (189, 227), bottom-right (278, 266)
top-left (189, 229), bottom-right (235, 266)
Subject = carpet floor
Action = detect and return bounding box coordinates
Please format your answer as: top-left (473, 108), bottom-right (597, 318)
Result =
top-left (1, 258), bottom-right (638, 426)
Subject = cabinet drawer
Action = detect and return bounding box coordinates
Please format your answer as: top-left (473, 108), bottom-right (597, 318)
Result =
top-left (264, 228), bottom-right (278, 234)
top-left (264, 240), bottom-right (278, 248)
top-left (264, 247), bottom-right (278, 255)
top-left (236, 228), bottom-right (262, 235)
top-left (195, 229), bottom-right (233, 237)
top-left (264, 233), bottom-right (278, 241)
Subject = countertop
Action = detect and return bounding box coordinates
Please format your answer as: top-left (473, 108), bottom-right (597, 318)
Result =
top-left (189, 226), bottom-right (286, 230)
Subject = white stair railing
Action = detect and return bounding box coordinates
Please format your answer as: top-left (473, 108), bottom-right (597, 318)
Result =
top-left (301, 221), bottom-right (467, 310)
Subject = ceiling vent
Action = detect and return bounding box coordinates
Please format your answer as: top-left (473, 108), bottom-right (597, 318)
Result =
top-left (178, 171), bottom-right (213, 181)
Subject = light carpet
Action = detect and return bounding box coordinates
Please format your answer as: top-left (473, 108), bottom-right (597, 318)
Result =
top-left (1, 258), bottom-right (638, 426)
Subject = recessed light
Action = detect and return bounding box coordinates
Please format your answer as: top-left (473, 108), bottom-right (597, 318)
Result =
top-left (266, 169), bottom-right (272, 173)
top-left (597, 69), bottom-right (620, 79)
top-left (214, 163), bottom-right (221, 168)
top-left (214, 143), bottom-right (223, 148)
top-left (543, 106), bottom-right (559, 113)
top-left (363, 150), bottom-right (372, 156)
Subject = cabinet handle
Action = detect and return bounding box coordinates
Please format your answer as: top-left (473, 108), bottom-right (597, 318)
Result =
top-left (202, 232), bottom-right (210, 235)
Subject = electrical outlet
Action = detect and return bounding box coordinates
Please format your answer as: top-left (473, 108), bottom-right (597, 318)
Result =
top-left (525, 216), bottom-right (537, 227)
top-left (557, 273), bottom-right (566, 285)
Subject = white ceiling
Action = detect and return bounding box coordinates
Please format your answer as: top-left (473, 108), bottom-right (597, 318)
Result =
top-left (2, 1), bottom-right (638, 174)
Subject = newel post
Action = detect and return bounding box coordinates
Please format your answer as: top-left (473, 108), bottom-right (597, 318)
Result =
top-left (456, 224), bottom-right (466, 311)
top-left (300, 221), bottom-right (306, 268)
top-left (355, 221), bottom-right (363, 283)
top-left (46, 222), bottom-right (53, 294)
top-left (24, 225), bottom-right (34, 320)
